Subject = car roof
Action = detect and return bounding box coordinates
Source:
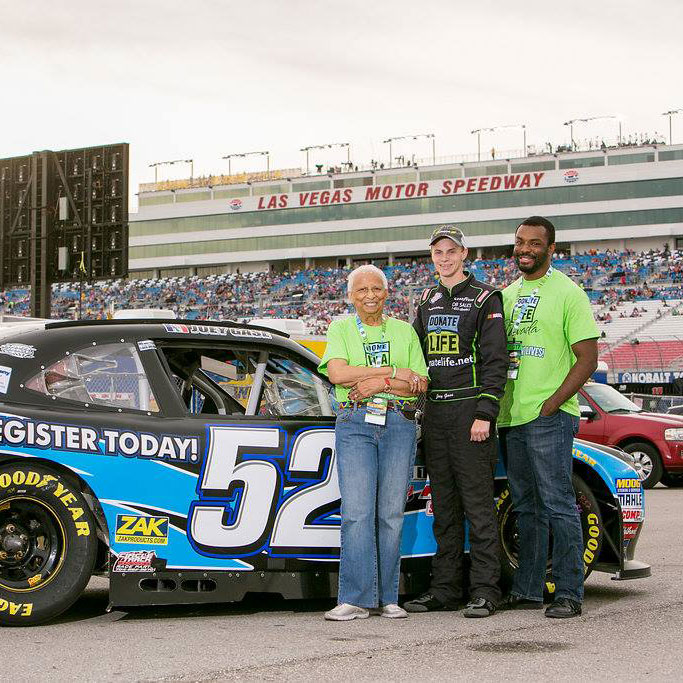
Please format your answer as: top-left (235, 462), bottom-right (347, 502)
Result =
top-left (0, 318), bottom-right (320, 364)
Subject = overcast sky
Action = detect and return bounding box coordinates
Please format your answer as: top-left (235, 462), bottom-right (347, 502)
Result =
top-left (2, 0), bottom-right (682, 209)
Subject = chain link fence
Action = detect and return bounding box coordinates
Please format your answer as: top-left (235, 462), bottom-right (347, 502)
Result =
top-left (624, 393), bottom-right (683, 413)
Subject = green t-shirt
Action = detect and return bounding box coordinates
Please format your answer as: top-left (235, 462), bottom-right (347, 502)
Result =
top-left (498, 269), bottom-right (599, 427)
top-left (318, 315), bottom-right (428, 403)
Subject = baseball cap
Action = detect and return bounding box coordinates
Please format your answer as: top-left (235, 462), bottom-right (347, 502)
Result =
top-left (429, 225), bottom-right (465, 248)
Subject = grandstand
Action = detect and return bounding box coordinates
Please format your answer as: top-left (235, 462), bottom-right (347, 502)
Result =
top-left (130, 142), bottom-right (683, 279)
top-left (4, 247), bottom-right (683, 384)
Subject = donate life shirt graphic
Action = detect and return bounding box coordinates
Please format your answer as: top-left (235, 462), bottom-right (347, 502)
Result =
top-left (498, 270), bottom-right (599, 427)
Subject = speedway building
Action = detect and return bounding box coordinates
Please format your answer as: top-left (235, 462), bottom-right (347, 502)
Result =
top-left (129, 144), bottom-right (683, 278)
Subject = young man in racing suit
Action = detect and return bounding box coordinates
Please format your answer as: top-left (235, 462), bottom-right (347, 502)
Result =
top-left (405, 225), bottom-right (508, 618)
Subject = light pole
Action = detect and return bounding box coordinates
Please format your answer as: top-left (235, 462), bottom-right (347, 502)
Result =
top-left (299, 143), bottom-right (350, 175)
top-left (470, 128), bottom-right (494, 162)
top-left (471, 125), bottom-right (527, 161)
top-left (563, 115), bottom-right (621, 150)
top-left (382, 134), bottom-right (435, 168)
top-left (662, 110), bottom-right (683, 145)
top-left (148, 159), bottom-right (194, 183)
top-left (221, 151), bottom-right (270, 176)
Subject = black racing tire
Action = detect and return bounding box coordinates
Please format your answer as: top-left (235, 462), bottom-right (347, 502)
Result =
top-left (0, 463), bottom-right (97, 626)
top-left (497, 474), bottom-right (604, 601)
top-left (622, 442), bottom-right (663, 489)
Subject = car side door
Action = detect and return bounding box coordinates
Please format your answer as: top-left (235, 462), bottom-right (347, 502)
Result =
top-left (153, 338), bottom-right (341, 569)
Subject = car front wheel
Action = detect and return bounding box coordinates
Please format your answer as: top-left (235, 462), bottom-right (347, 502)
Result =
top-left (622, 442), bottom-right (662, 488)
top-left (497, 474), bottom-right (604, 601)
top-left (0, 464), bottom-right (97, 626)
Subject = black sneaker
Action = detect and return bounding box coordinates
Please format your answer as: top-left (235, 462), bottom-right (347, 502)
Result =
top-left (403, 593), bottom-right (459, 613)
top-left (500, 594), bottom-right (543, 610)
top-left (463, 597), bottom-right (496, 618)
top-left (545, 598), bottom-right (582, 619)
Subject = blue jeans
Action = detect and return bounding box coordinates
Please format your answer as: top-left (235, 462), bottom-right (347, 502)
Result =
top-left (335, 407), bottom-right (417, 607)
top-left (504, 410), bottom-right (583, 603)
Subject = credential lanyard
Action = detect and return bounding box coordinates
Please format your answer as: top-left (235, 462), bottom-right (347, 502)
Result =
top-left (509, 266), bottom-right (553, 337)
top-left (355, 314), bottom-right (387, 368)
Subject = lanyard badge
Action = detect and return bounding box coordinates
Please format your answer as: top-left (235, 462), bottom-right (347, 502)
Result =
top-left (355, 315), bottom-right (389, 425)
top-left (507, 339), bottom-right (522, 379)
top-left (355, 314), bottom-right (388, 368)
top-left (365, 396), bottom-right (389, 425)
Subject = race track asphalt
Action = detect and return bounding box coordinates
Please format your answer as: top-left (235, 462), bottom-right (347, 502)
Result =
top-left (2, 486), bottom-right (680, 682)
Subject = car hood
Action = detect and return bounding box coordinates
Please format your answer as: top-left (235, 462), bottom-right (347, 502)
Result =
top-left (574, 438), bottom-right (637, 468)
top-left (613, 411), bottom-right (683, 427)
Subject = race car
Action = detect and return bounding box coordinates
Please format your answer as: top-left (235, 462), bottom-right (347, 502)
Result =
top-left (0, 319), bottom-right (650, 625)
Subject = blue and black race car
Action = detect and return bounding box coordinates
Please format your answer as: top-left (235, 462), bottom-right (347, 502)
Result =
top-left (0, 319), bottom-right (650, 625)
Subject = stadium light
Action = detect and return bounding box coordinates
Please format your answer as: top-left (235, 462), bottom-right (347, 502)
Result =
top-left (221, 151), bottom-right (270, 176)
top-left (471, 128), bottom-right (495, 162)
top-left (471, 125), bottom-right (527, 161)
top-left (382, 134), bottom-right (435, 168)
top-left (148, 159), bottom-right (194, 183)
top-left (299, 143), bottom-right (350, 175)
top-left (563, 116), bottom-right (620, 150)
top-left (662, 110), bottom-right (683, 145)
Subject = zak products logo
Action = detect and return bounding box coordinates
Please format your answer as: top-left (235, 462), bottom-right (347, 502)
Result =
top-left (229, 199), bottom-right (242, 211)
top-left (115, 515), bottom-right (169, 545)
top-left (564, 169), bottom-right (579, 184)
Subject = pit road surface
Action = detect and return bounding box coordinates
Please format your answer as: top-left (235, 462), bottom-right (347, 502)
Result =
top-left (2, 487), bottom-right (680, 682)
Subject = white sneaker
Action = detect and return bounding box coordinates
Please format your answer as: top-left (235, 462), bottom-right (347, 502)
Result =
top-left (324, 603), bottom-right (370, 621)
top-left (380, 604), bottom-right (408, 619)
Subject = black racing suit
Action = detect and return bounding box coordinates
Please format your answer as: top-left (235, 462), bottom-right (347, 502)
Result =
top-left (413, 272), bottom-right (508, 605)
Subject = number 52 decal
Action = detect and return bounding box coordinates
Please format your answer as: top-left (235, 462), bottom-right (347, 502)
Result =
top-left (188, 425), bottom-right (340, 559)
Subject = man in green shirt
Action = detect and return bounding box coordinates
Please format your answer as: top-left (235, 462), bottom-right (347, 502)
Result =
top-left (498, 216), bottom-right (598, 619)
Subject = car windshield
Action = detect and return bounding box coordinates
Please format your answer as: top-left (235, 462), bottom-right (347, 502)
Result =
top-left (583, 383), bottom-right (642, 413)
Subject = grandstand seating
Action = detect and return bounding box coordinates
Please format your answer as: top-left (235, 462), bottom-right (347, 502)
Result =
top-left (2, 248), bottom-right (683, 374)
top-left (600, 340), bottom-right (683, 371)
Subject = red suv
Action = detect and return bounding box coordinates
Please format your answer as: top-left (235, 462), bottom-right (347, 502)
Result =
top-left (578, 382), bottom-right (683, 488)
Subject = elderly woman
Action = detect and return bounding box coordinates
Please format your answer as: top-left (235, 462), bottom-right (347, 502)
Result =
top-left (318, 265), bottom-right (428, 621)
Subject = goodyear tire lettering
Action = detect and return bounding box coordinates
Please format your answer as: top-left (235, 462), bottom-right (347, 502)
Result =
top-left (0, 464), bottom-right (97, 626)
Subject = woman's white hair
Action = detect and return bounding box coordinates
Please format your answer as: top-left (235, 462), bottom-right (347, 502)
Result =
top-left (347, 264), bottom-right (388, 298)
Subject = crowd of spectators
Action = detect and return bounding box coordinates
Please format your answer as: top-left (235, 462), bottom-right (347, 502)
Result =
top-left (2, 247), bottom-right (682, 334)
